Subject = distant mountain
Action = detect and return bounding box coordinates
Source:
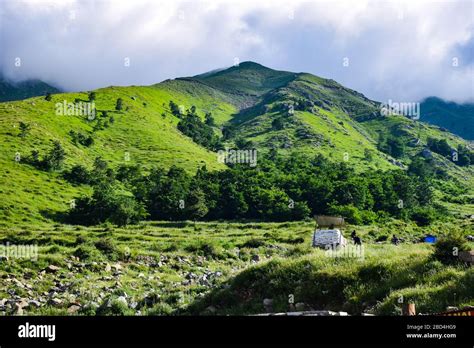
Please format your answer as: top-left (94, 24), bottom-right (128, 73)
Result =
top-left (0, 76), bottom-right (60, 102)
top-left (0, 62), bottom-right (472, 224)
top-left (420, 97), bottom-right (474, 140)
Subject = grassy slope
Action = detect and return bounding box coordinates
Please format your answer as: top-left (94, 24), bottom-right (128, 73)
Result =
top-left (0, 220), bottom-right (472, 315)
top-left (0, 84), bottom-right (237, 226)
top-left (0, 61), bottom-right (472, 226)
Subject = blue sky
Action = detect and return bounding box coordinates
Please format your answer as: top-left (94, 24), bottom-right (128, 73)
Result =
top-left (1, 0), bottom-right (473, 103)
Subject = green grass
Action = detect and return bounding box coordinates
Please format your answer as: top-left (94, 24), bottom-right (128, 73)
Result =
top-left (0, 84), bottom-right (238, 226)
top-left (0, 220), bottom-right (472, 316)
top-left (0, 62), bottom-right (472, 226)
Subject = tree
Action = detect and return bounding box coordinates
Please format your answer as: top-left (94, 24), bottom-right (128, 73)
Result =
top-left (115, 98), bottom-right (123, 111)
top-left (271, 117), bottom-right (285, 130)
top-left (88, 91), bottom-right (96, 101)
top-left (43, 141), bottom-right (65, 171)
top-left (19, 122), bottom-right (31, 138)
top-left (64, 165), bottom-right (91, 185)
top-left (177, 110), bottom-right (221, 150)
top-left (169, 101), bottom-right (181, 117)
top-left (205, 112), bottom-right (215, 126)
top-left (45, 93), bottom-right (52, 101)
top-left (364, 149), bottom-right (373, 162)
top-left (69, 185), bottom-right (147, 226)
top-left (185, 187), bottom-right (209, 219)
top-left (433, 231), bottom-right (469, 264)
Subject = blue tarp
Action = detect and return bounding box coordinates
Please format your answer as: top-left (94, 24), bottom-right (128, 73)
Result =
top-left (424, 235), bottom-right (437, 243)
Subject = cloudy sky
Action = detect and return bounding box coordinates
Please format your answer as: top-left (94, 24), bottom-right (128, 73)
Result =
top-left (1, 0), bottom-right (473, 103)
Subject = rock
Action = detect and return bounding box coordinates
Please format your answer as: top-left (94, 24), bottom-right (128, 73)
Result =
top-left (295, 302), bottom-right (306, 311)
top-left (129, 301), bottom-right (138, 309)
top-left (29, 300), bottom-right (41, 308)
top-left (263, 298), bottom-right (273, 313)
top-left (263, 298), bottom-right (273, 306)
top-left (45, 265), bottom-right (60, 273)
top-left (14, 303), bottom-right (23, 315)
top-left (105, 263), bottom-right (111, 272)
top-left (112, 263), bottom-right (122, 271)
top-left (49, 298), bottom-right (63, 306)
top-left (116, 296), bottom-right (128, 306)
top-left (205, 305), bottom-right (217, 314)
top-left (67, 304), bottom-right (81, 314)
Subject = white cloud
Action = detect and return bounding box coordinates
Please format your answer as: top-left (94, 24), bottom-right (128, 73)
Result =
top-left (1, 0), bottom-right (472, 103)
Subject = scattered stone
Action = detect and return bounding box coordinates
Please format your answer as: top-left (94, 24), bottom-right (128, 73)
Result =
top-left (295, 302), bottom-right (306, 311)
top-left (105, 263), bottom-right (111, 272)
top-left (67, 304), bottom-right (81, 314)
top-left (263, 298), bottom-right (273, 313)
top-left (205, 305), bottom-right (217, 314)
top-left (263, 298), bottom-right (273, 306)
top-left (14, 303), bottom-right (23, 315)
top-left (45, 265), bottom-right (60, 273)
top-left (49, 298), bottom-right (63, 306)
top-left (116, 296), bottom-right (128, 306)
top-left (251, 255), bottom-right (260, 262)
top-left (29, 300), bottom-right (41, 308)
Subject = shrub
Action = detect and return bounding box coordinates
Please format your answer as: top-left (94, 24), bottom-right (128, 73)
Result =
top-left (410, 207), bottom-right (437, 226)
top-left (63, 165), bottom-right (91, 185)
top-left (94, 238), bottom-right (118, 256)
top-left (115, 98), bottom-right (123, 111)
top-left (433, 232), bottom-right (469, 264)
top-left (329, 204), bottom-right (363, 225)
top-left (96, 297), bottom-right (133, 316)
top-left (73, 244), bottom-right (103, 261)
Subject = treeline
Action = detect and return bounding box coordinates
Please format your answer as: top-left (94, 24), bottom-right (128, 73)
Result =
top-left (65, 153), bottom-right (441, 226)
top-left (427, 138), bottom-right (473, 166)
top-left (169, 102), bottom-right (220, 150)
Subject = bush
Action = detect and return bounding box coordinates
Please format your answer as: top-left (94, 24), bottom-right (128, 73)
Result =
top-left (433, 232), bottom-right (469, 264)
top-left (94, 238), bottom-right (118, 256)
top-left (184, 241), bottom-right (222, 259)
top-left (96, 297), bottom-right (134, 316)
top-left (410, 207), bottom-right (437, 226)
top-left (63, 165), bottom-right (91, 185)
top-left (115, 98), bottom-right (123, 111)
top-left (73, 244), bottom-right (103, 261)
top-left (146, 302), bottom-right (174, 315)
top-left (69, 185), bottom-right (148, 226)
top-left (329, 204), bottom-right (363, 225)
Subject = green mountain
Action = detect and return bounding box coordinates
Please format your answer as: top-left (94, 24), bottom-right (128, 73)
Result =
top-left (0, 62), bottom-right (472, 226)
top-left (0, 76), bottom-right (60, 102)
top-left (420, 97), bottom-right (474, 140)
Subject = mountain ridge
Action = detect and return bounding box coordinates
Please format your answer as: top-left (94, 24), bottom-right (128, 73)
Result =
top-left (0, 62), bottom-right (472, 225)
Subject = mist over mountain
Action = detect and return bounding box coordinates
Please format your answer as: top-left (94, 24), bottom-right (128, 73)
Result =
top-left (0, 75), bottom-right (60, 102)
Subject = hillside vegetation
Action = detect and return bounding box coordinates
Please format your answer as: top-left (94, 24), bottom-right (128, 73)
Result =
top-left (0, 61), bottom-right (473, 227)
